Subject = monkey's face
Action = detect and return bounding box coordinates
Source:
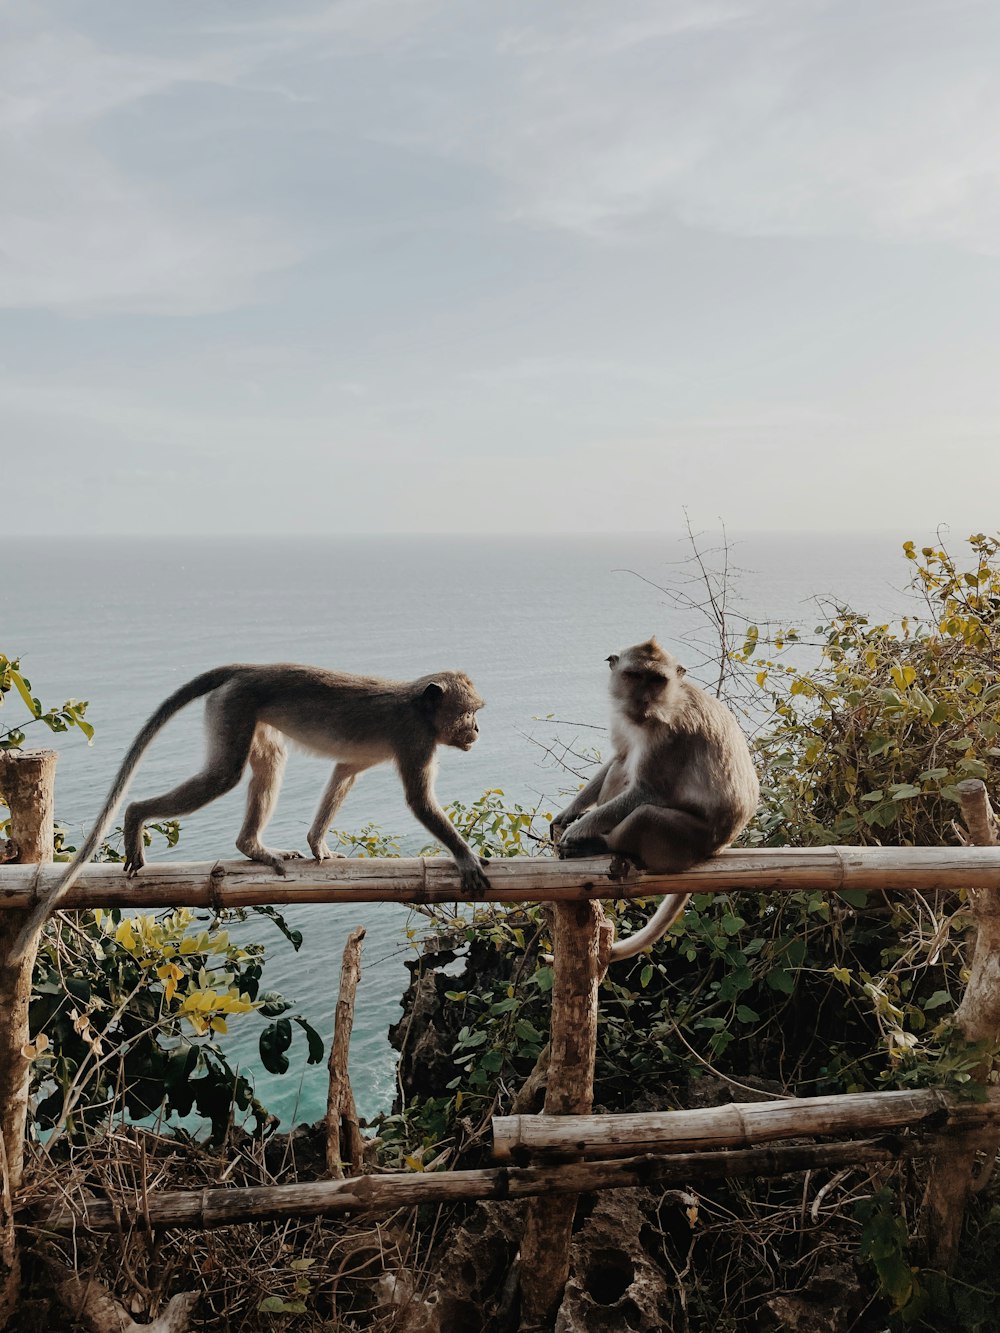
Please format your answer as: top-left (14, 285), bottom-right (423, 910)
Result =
top-left (608, 639), bottom-right (685, 720)
top-left (444, 705), bottom-right (482, 750)
top-left (420, 675), bottom-right (484, 750)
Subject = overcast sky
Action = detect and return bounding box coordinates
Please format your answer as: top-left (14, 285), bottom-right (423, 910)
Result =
top-left (3, 0), bottom-right (999, 536)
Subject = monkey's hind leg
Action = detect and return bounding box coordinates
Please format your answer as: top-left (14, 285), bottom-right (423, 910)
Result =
top-left (123, 704), bottom-right (257, 876)
top-left (604, 805), bottom-right (714, 874)
top-left (308, 762), bottom-right (370, 861)
top-left (235, 725), bottom-right (305, 874)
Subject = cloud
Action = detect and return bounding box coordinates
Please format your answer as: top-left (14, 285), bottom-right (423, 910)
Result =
top-left (445, 0), bottom-right (1000, 254)
top-left (0, 8), bottom-right (304, 314)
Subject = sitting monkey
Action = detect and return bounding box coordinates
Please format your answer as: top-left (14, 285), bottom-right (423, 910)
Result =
top-left (552, 637), bottom-right (759, 961)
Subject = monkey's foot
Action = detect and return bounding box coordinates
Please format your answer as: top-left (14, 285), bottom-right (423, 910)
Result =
top-left (123, 851), bottom-right (145, 878)
top-left (557, 833), bottom-right (610, 859)
top-left (308, 840), bottom-right (347, 862)
top-left (608, 853), bottom-right (640, 882)
top-left (240, 846), bottom-right (305, 876)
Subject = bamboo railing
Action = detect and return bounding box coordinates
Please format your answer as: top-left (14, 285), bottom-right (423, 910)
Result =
top-left (2, 754), bottom-right (1000, 1326)
top-left (493, 1088), bottom-right (1000, 1162)
top-left (3, 844), bottom-right (1000, 911)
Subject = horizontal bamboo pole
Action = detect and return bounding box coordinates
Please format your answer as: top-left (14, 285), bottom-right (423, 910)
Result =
top-left (493, 1088), bottom-right (1000, 1162)
top-left (2, 846), bottom-right (999, 912)
top-left (35, 1134), bottom-right (942, 1235)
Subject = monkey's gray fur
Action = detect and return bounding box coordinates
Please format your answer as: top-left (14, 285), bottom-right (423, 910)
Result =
top-left (552, 638), bottom-right (759, 962)
top-left (18, 663), bottom-right (489, 953)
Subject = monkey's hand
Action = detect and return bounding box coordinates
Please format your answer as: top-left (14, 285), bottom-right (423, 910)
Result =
top-left (123, 848), bottom-right (146, 877)
top-left (549, 809), bottom-right (581, 846)
top-left (458, 857), bottom-right (491, 895)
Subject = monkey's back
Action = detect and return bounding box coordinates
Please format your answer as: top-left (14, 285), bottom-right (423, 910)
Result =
top-left (211, 663), bottom-right (432, 760)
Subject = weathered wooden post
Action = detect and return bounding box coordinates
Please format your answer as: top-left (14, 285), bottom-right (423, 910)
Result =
top-left (921, 779), bottom-right (1000, 1270)
top-left (0, 749), bottom-right (57, 1324)
top-left (326, 925), bottom-right (366, 1179)
top-left (517, 901), bottom-right (612, 1330)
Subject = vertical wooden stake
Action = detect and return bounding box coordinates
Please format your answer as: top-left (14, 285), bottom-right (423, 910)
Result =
top-left (0, 749), bottom-right (58, 1325)
top-left (518, 901), bottom-right (612, 1330)
top-left (922, 779), bottom-right (1000, 1270)
top-left (326, 926), bottom-right (366, 1179)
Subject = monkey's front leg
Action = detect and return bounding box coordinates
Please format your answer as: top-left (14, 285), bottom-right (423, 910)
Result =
top-left (557, 789), bottom-right (643, 859)
top-left (402, 771), bottom-right (491, 894)
top-left (550, 761), bottom-right (615, 846)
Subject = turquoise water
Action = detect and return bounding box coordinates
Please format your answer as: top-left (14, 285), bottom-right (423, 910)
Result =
top-left (2, 532), bottom-right (914, 1125)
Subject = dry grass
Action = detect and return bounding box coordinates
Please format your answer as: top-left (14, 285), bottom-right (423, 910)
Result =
top-left (16, 1123), bottom-right (432, 1331)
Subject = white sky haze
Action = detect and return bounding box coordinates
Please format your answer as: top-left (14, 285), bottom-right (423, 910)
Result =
top-left (2, 0), bottom-right (1000, 535)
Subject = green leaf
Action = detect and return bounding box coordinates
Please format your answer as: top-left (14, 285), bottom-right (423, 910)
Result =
top-left (258, 1297), bottom-right (308, 1314)
top-left (10, 671), bottom-right (40, 718)
top-left (838, 889), bottom-right (869, 908)
top-left (514, 1018), bottom-right (543, 1042)
top-left (888, 783), bottom-right (921, 800)
top-left (293, 1015), bottom-right (325, 1065)
top-left (259, 1018), bottom-right (293, 1075)
top-left (766, 968), bottom-right (795, 994)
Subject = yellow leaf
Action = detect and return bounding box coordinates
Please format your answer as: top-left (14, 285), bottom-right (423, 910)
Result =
top-left (115, 921), bottom-right (136, 952)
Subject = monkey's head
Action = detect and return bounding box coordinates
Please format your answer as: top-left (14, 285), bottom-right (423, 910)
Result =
top-left (418, 672), bottom-right (485, 750)
top-left (607, 637), bottom-right (686, 721)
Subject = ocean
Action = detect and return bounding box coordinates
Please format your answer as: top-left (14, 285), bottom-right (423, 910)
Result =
top-left (2, 532), bottom-right (919, 1126)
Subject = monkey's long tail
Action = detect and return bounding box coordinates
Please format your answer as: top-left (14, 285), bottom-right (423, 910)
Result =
top-left (609, 892), bottom-right (690, 962)
top-left (12, 665), bottom-right (238, 963)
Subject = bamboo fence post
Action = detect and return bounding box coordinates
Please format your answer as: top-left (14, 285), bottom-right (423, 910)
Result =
top-left (0, 748), bottom-right (57, 1325)
top-left (326, 926), bottom-right (366, 1179)
top-left (921, 779), bottom-right (1000, 1270)
top-left (517, 901), bottom-right (612, 1330)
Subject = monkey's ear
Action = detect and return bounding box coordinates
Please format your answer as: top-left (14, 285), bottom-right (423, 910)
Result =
top-left (419, 681), bottom-right (446, 715)
top-left (675, 664), bottom-right (687, 678)
top-left (606, 655), bottom-right (619, 670)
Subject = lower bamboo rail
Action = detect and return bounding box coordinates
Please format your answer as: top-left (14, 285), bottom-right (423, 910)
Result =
top-left (34, 1135), bottom-right (945, 1235)
top-left (493, 1088), bottom-right (1000, 1162)
top-left (1, 845), bottom-right (999, 912)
